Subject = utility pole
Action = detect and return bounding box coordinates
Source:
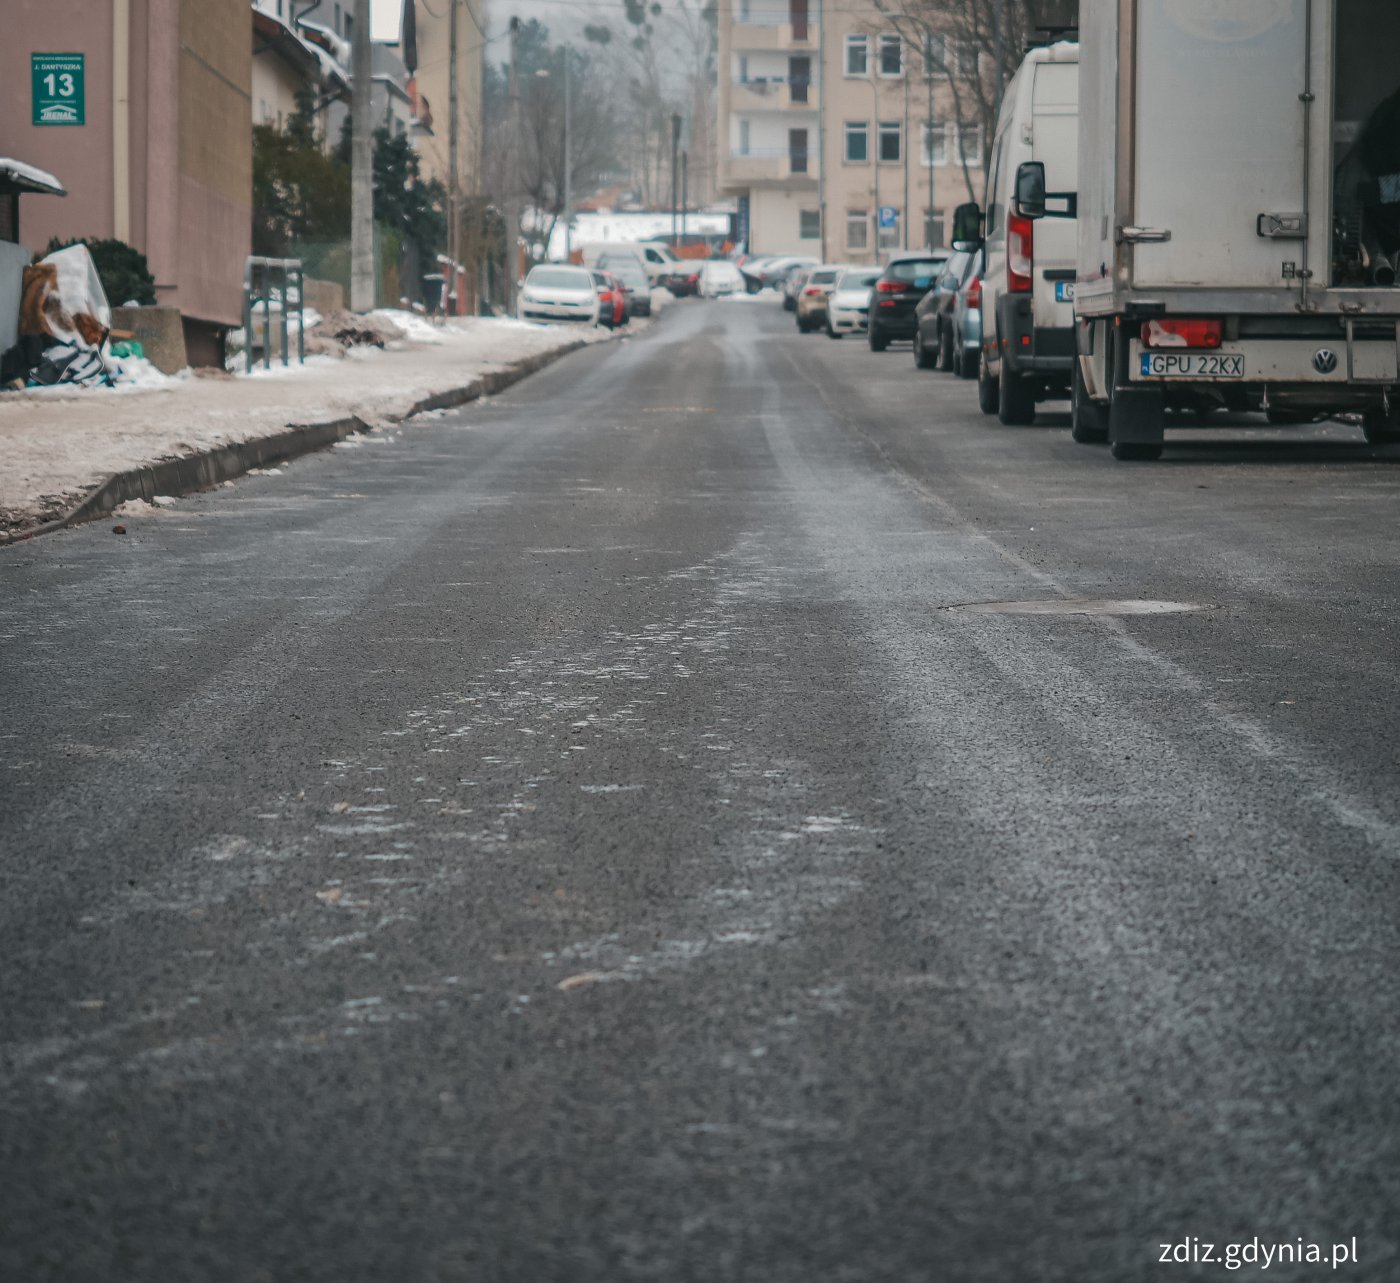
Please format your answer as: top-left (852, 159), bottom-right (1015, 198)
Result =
top-left (670, 113), bottom-right (682, 246)
top-left (681, 149), bottom-right (688, 246)
top-left (506, 16), bottom-right (521, 315)
top-left (350, 0), bottom-right (373, 311)
top-left (448, 0), bottom-right (459, 309)
top-left (563, 51), bottom-right (572, 259)
top-left (868, 71), bottom-right (880, 262)
top-left (902, 70), bottom-right (910, 250)
top-left (925, 31), bottom-right (935, 250)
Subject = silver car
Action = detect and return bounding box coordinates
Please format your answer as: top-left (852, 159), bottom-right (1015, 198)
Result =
top-left (519, 265), bottom-right (601, 324)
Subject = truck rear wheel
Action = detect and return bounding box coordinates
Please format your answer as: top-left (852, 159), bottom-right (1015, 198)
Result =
top-left (1110, 441), bottom-right (1164, 461)
top-left (1363, 407), bottom-right (1400, 445)
top-left (1071, 358), bottom-right (1108, 443)
top-left (998, 359), bottom-right (1037, 425)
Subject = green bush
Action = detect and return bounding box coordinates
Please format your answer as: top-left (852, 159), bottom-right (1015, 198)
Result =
top-left (43, 237), bottom-right (158, 307)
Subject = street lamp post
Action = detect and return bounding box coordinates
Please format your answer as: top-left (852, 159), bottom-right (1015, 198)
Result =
top-left (868, 68), bottom-right (880, 262)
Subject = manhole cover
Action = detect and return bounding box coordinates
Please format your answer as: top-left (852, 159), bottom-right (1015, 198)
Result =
top-left (945, 598), bottom-right (1214, 617)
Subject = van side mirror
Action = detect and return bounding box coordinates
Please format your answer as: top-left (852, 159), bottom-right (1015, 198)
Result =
top-left (1015, 161), bottom-right (1047, 219)
top-left (952, 202), bottom-right (983, 249)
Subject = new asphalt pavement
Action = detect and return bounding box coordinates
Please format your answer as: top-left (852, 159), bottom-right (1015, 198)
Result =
top-left (4, 296), bottom-right (1400, 1281)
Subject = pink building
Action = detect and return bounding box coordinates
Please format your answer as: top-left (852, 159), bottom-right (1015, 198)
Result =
top-left (1, 0), bottom-right (252, 364)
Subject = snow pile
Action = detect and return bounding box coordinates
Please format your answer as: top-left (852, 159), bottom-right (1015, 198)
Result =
top-left (370, 309), bottom-right (444, 345)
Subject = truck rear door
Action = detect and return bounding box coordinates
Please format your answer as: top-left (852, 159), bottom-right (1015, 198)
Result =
top-left (1031, 57), bottom-right (1079, 327)
top-left (1131, 1), bottom-right (1308, 290)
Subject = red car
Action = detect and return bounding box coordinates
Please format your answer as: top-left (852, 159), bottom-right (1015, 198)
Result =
top-left (591, 270), bottom-right (629, 328)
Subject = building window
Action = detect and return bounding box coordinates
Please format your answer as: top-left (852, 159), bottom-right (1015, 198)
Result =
top-left (878, 34), bottom-right (902, 77)
top-left (957, 39), bottom-right (980, 78)
top-left (924, 210), bottom-right (946, 249)
top-left (957, 123), bottom-right (983, 166)
top-left (846, 210), bottom-right (869, 250)
top-left (739, 0), bottom-right (750, 18)
top-left (738, 55), bottom-right (748, 83)
top-left (923, 32), bottom-right (946, 73)
top-left (878, 120), bottom-right (901, 163)
top-left (845, 120), bottom-right (869, 163)
top-left (844, 35), bottom-right (868, 77)
top-left (738, 119), bottom-right (750, 155)
top-left (921, 122), bottom-right (946, 166)
top-left (800, 209), bottom-right (820, 240)
top-left (878, 208), bottom-right (900, 251)
top-left (789, 127), bottom-right (809, 174)
top-left (789, 55), bottom-right (811, 104)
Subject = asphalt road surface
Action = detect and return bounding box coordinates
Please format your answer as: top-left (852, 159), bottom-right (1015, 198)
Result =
top-left (4, 297), bottom-right (1400, 1282)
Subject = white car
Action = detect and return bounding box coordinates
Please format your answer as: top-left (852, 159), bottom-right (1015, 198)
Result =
top-left (518, 265), bottom-right (601, 324)
top-left (697, 260), bottom-right (744, 297)
top-left (825, 267), bottom-right (881, 337)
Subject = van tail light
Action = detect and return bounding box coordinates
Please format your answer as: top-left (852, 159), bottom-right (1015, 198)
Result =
top-left (1008, 214), bottom-right (1034, 292)
top-left (804, 286), bottom-right (822, 296)
top-left (966, 276), bottom-right (982, 309)
top-left (1141, 318), bottom-right (1222, 349)
top-left (876, 280), bottom-right (903, 293)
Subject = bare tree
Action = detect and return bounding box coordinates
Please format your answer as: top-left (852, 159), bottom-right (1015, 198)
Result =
top-left (870, 0), bottom-right (1044, 202)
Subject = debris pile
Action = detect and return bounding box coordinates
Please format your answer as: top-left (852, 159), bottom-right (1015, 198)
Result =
top-left (304, 308), bottom-right (407, 358)
top-left (1, 244), bottom-right (114, 389)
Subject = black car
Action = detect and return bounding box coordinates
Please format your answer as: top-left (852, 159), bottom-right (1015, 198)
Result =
top-left (913, 250), bottom-right (974, 370)
top-left (867, 251), bottom-right (951, 352)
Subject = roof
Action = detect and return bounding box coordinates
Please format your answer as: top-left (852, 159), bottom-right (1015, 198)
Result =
top-left (0, 159), bottom-right (65, 197)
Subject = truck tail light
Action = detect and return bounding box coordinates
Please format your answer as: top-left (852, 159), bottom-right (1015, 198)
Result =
top-left (1008, 214), bottom-right (1034, 293)
top-left (966, 276), bottom-right (982, 309)
top-left (1141, 318), bottom-right (1222, 349)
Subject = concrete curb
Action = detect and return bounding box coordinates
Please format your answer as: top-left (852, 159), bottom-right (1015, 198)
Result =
top-left (0, 338), bottom-right (594, 546)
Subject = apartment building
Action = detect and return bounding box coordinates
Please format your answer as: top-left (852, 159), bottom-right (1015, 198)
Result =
top-left (716, 0), bottom-right (988, 264)
top-left (1, 0), bottom-right (252, 363)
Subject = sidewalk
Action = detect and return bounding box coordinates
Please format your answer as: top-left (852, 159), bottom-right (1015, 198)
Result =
top-left (0, 313), bottom-right (629, 536)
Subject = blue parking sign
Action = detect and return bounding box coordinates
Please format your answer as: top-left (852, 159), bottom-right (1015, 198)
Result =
top-left (878, 206), bottom-right (898, 229)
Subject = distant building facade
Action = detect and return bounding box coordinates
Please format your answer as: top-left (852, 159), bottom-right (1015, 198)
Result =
top-left (0, 0), bottom-right (253, 363)
top-left (716, 0), bottom-right (989, 263)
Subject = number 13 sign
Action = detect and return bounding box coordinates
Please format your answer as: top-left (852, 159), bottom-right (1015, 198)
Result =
top-left (32, 54), bottom-right (85, 126)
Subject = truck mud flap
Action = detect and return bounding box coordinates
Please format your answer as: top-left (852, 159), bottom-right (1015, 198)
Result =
top-left (1109, 386), bottom-right (1165, 445)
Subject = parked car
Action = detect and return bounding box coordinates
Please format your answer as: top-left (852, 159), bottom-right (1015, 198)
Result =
top-left (591, 270), bottom-right (628, 328)
top-left (796, 265), bottom-right (846, 332)
top-left (782, 267), bottom-right (810, 312)
top-left (638, 242), bottom-right (697, 295)
top-left (519, 264), bottom-right (602, 325)
top-left (697, 259), bottom-right (744, 297)
top-left (866, 251), bottom-right (951, 351)
top-left (961, 40), bottom-right (1079, 426)
top-left (596, 252), bottom-right (651, 317)
top-left (739, 255), bottom-right (777, 293)
top-left (913, 250), bottom-right (974, 369)
top-left (826, 267), bottom-right (882, 338)
top-left (753, 256), bottom-right (816, 293)
top-left (951, 265), bottom-right (983, 380)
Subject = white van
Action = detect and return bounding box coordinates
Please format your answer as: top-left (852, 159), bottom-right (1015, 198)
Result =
top-left (953, 41), bottom-right (1079, 426)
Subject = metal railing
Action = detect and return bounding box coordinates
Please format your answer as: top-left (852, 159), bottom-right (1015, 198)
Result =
top-left (242, 256), bottom-right (306, 374)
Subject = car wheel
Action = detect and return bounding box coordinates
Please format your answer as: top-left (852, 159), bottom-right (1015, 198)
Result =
top-left (998, 358), bottom-right (1037, 426)
top-left (977, 351), bottom-right (1000, 415)
top-left (1071, 357), bottom-right (1108, 443)
top-left (868, 326), bottom-right (889, 353)
top-left (827, 322), bottom-right (843, 339)
top-left (914, 328), bottom-right (936, 369)
top-left (938, 323), bottom-right (955, 372)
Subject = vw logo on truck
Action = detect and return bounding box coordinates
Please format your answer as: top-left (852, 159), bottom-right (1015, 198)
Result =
top-left (1313, 350), bottom-right (1339, 375)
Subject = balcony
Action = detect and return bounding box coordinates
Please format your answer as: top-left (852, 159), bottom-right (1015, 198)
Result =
top-left (729, 19), bottom-right (818, 53)
top-left (731, 78), bottom-right (818, 112)
top-left (721, 149), bottom-right (819, 190)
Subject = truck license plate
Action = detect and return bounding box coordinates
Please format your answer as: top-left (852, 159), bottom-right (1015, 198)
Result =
top-left (1054, 281), bottom-right (1076, 302)
top-left (1141, 352), bottom-right (1245, 378)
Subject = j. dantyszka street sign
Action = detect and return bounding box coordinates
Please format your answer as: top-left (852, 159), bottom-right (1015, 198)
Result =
top-left (32, 54), bottom-right (85, 126)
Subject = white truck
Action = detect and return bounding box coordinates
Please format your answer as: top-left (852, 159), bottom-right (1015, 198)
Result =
top-left (1072, 0), bottom-right (1400, 459)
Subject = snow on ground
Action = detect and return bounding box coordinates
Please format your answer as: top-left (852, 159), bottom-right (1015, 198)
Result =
top-left (0, 315), bottom-right (629, 530)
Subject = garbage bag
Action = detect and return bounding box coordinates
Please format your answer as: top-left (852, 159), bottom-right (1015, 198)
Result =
top-left (27, 341), bottom-right (111, 388)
